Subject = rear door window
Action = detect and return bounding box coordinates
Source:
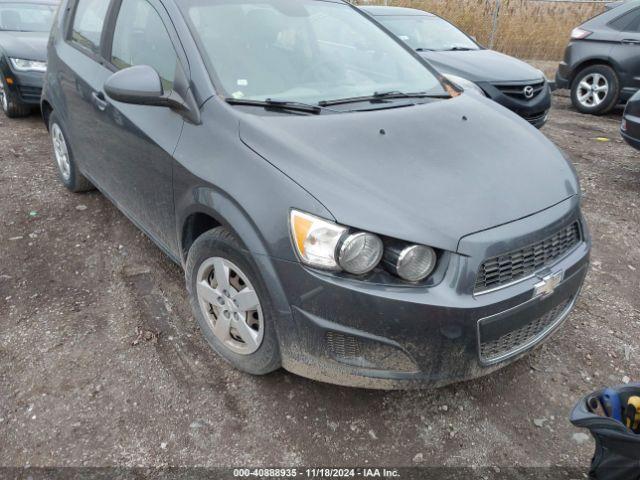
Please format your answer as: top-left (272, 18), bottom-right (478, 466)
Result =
top-left (70, 0), bottom-right (110, 54)
top-left (110, 0), bottom-right (178, 91)
top-left (625, 12), bottom-right (640, 32)
top-left (608, 8), bottom-right (640, 31)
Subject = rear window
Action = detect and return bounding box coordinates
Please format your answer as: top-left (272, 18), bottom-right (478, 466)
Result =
top-left (70, 0), bottom-right (110, 54)
top-left (0, 3), bottom-right (56, 32)
top-left (608, 8), bottom-right (640, 31)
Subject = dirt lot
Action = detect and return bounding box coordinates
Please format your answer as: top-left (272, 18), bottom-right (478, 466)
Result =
top-left (0, 92), bottom-right (639, 472)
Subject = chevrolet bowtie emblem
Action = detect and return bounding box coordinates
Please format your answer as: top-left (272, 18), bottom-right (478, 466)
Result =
top-left (533, 271), bottom-right (564, 298)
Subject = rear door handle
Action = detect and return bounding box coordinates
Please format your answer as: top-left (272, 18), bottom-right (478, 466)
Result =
top-left (622, 39), bottom-right (640, 45)
top-left (91, 91), bottom-right (108, 111)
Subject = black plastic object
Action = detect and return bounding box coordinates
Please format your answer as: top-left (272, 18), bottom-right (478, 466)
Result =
top-left (570, 383), bottom-right (640, 479)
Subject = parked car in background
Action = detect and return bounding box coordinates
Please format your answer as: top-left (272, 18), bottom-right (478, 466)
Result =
top-left (607, 1), bottom-right (630, 11)
top-left (621, 90), bottom-right (640, 149)
top-left (0, 0), bottom-right (58, 117)
top-left (43, 0), bottom-right (590, 389)
top-left (556, 0), bottom-right (640, 115)
top-left (361, 6), bottom-right (551, 128)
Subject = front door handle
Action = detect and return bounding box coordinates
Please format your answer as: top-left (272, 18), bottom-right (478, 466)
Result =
top-left (91, 91), bottom-right (108, 111)
top-left (622, 38), bottom-right (640, 45)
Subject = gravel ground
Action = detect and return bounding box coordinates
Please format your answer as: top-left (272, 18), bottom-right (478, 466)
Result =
top-left (0, 92), bottom-right (638, 470)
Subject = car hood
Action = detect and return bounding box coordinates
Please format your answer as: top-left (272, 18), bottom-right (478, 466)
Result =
top-left (419, 49), bottom-right (543, 83)
top-left (238, 95), bottom-right (577, 252)
top-left (0, 31), bottom-right (49, 62)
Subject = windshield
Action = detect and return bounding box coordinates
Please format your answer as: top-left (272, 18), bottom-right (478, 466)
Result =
top-left (375, 15), bottom-right (479, 52)
top-left (180, 0), bottom-right (447, 105)
top-left (0, 3), bottom-right (56, 32)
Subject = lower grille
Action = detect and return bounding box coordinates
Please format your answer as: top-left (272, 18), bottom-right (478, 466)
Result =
top-left (475, 222), bottom-right (581, 293)
top-left (494, 81), bottom-right (546, 101)
top-left (326, 331), bottom-right (361, 360)
top-left (324, 331), bottom-right (417, 372)
top-left (479, 298), bottom-right (572, 364)
top-left (18, 86), bottom-right (42, 102)
top-left (523, 111), bottom-right (548, 125)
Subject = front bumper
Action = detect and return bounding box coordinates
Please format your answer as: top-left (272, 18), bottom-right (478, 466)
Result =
top-left (622, 130), bottom-right (640, 151)
top-left (271, 198), bottom-right (590, 389)
top-left (555, 63), bottom-right (571, 90)
top-left (622, 112), bottom-right (640, 151)
top-left (478, 80), bottom-right (552, 128)
top-left (1, 58), bottom-right (44, 106)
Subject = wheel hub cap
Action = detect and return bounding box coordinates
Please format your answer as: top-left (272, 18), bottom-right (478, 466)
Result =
top-left (196, 257), bottom-right (264, 355)
top-left (0, 81), bottom-right (7, 111)
top-left (577, 73), bottom-right (609, 108)
top-left (51, 124), bottom-right (71, 180)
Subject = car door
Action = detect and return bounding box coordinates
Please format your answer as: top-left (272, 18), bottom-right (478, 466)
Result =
top-left (57, 0), bottom-right (112, 182)
top-left (610, 7), bottom-right (640, 93)
top-left (91, 0), bottom-right (185, 255)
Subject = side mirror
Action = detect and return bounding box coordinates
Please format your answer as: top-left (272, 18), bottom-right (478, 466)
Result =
top-left (104, 64), bottom-right (201, 124)
top-left (104, 65), bottom-right (166, 106)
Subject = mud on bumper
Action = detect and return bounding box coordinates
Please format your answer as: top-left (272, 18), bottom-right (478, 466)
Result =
top-left (267, 197), bottom-right (590, 389)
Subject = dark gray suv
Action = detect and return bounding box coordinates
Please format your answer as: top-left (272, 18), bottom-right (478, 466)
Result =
top-left (43, 0), bottom-right (590, 389)
top-left (556, 0), bottom-right (640, 114)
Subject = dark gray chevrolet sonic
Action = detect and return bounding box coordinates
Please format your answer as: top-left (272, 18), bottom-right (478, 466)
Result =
top-left (43, 0), bottom-right (591, 389)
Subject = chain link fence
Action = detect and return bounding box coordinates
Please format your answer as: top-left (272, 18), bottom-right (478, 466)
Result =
top-left (356, 0), bottom-right (619, 60)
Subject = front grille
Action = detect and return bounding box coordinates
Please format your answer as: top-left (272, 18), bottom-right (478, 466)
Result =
top-left (475, 222), bottom-right (581, 293)
top-left (18, 86), bottom-right (41, 102)
top-left (479, 298), bottom-right (572, 363)
top-left (494, 81), bottom-right (546, 101)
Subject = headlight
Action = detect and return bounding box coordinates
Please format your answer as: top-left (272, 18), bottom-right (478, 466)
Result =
top-left (290, 210), bottom-right (383, 274)
top-left (290, 210), bottom-right (438, 281)
top-left (290, 210), bottom-right (346, 270)
top-left (10, 58), bottom-right (47, 73)
top-left (337, 232), bottom-right (383, 275)
top-left (383, 244), bottom-right (437, 282)
top-left (444, 74), bottom-right (486, 97)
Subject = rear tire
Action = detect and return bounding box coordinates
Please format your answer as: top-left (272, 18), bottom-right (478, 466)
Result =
top-left (0, 76), bottom-right (31, 118)
top-left (571, 65), bottom-right (620, 115)
top-left (48, 112), bottom-right (94, 192)
top-left (186, 227), bottom-right (281, 375)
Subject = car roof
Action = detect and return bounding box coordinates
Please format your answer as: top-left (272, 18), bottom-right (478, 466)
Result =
top-left (359, 5), bottom-right (435, 17)
top-left (606, 0), bottom-right (639, 8)
top-left (0, 0), bottom-right (59, 4)
top-left (587, 0), bottom-right (640, 25)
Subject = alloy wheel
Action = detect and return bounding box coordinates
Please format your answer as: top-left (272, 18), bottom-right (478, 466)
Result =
top-left (196, 257), bottom-right (264, 355)
top-left (0, 79), bottom-right (7, 112)
top-left (51, 123), bottom-right (71, 181)
top-left (577, 73), bottom-right (609, 108)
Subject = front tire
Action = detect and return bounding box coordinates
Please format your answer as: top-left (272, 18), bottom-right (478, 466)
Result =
top-left (48, 112), bottom-right (94, 192)
top-left (186, 227), bottom-right (281, 375)
top-left (0, 75), bottom-right (31, 118)
top-left (571, 65), bottom-right (620, 115)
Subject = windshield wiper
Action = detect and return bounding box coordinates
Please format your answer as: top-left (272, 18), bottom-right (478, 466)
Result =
top-left (319, 91), bottom-right (445, 107)
top-left (415, 47), bottom-right (437, 52)
top-left (225, 97), bottom-right (323, 114)
top-left (442, 46), bottom-right (475, 51)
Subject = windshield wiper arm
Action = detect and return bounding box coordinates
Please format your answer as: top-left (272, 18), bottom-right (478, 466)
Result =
top-left (319, 91), bottom-right (442, 106)
top-left (415, 47), bottom-right (436, 52)
top-left (225, 97), bottom-right (323, 114)
top-left (443, 46), bottom-right (475, 51)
